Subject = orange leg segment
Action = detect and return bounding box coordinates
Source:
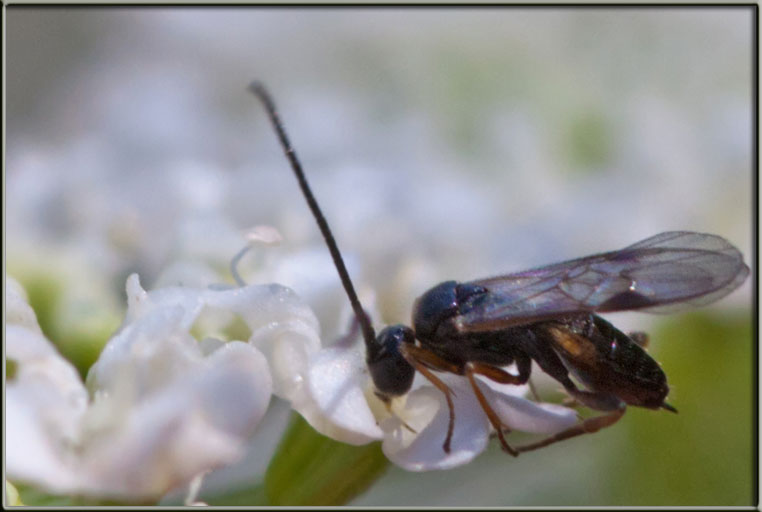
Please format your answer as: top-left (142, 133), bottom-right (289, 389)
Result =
top-left (400, 344), bottom-right (459, 452)
top-left (516, 406), bottom-right (626, 453)
top-left (464, 363), bottom-right (519, 456)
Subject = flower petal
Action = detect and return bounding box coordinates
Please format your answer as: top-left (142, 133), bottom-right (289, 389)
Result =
top-left (213, 280), bottom-right (322, 400)
top-left (298, 345), bottom-right (383, 444)
top-left (6, 324), bottom-right (89, 493)
top-left (476, 378), bottom-right (579, 434)
top-left (194, 341), bottom-right (272, 437)
top-left (79, 340), bottom-right (272, 498)
top-left (381, 378), bottom-right (491, 471)
top-left (8, 273), bottom-right (305, 499)
top-left (6, 276), bottom-right (43, 334)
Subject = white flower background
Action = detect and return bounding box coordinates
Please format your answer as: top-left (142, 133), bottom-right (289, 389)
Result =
top-left (6, 7), bottom-right (753, 506)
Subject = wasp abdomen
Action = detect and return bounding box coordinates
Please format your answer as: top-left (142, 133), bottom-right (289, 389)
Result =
top-left (545, 315), bottom-right (669, 410)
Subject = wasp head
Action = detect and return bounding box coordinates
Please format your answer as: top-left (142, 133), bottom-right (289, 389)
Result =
top-left (367, 324), bottom-right (416, 400)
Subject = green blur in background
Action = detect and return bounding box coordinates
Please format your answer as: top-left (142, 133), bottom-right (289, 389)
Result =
top-left (613, 311), bottom-right (753, 506)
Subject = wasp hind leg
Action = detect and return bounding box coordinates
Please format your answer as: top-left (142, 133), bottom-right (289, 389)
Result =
top-left (516, 385), bottom-right (626, 454)
top-left (464, 360), bottom-right (532, 457)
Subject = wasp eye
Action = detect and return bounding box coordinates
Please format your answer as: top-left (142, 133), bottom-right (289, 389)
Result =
top-left (367, 325), bottom-right (415, 398)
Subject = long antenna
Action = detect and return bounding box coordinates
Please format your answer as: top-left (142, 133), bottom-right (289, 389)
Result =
top-left (249, 81), bottom-right (377, 347)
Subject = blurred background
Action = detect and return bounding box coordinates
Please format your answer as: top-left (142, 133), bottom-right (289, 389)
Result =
top-left (6, 7), bottom-right (754, 506)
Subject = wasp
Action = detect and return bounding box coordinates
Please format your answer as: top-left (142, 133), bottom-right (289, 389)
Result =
top-left (249, 82), bottom-right (750, 455)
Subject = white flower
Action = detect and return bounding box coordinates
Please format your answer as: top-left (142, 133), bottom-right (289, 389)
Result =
top-left (6, 273), bottom-right (320, 501)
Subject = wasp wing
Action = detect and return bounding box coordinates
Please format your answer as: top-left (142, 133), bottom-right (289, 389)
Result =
top-left (455, 231), bottom-right (749, 333)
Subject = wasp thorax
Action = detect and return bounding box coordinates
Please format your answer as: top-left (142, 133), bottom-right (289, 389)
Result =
top-left (367, 324), bottom-right (416, 398)
top-left (413, 280), bottom-right (488, 342)
top-left (412, 280), bottom-right (459, 341)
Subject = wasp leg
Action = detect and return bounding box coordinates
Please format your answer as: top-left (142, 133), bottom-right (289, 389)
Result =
top-left (399, 344), bottom-right (461, 453)
top-left (334, 314), bottom-right (360, 348)
top-left (516, 404), bottom-right (626, 453)
top-left (562, 385), bottom-right (623, 411)
top-left (379, 397), bottom-right (418, 434)
top-left (512, 355), bottom-right (542, 402)
top-left (464, 362), bottom-right (523, 456)
top-left (466, 360), bottom-right (527, 385)
top-left (527, 378), bottom-right (542, 402)
top-left (335, 310), bottom-right (376, 348)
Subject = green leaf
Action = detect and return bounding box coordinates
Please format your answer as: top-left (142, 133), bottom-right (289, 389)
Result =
top-left (265, 413), bottom-right (389, 505)
top-left (6, 358), bottom-right (18, 381)
top-left (200, 480), bottom-right (269, 506)
top-left (13, 482), bottom-right (160, 506)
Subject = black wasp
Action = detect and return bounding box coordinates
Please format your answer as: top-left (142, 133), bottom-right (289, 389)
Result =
top-left (249, 83), bottom-right (750, 455)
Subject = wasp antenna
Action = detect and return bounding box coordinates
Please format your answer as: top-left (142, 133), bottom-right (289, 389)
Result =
top-left (249, 81), bottom-right (376, 346)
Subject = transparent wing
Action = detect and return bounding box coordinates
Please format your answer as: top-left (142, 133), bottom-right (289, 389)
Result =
top-left (455, 231), bottom-right (749, 333)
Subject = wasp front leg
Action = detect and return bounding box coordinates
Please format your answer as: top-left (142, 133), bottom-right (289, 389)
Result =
top-left (399, 344), bottom-right (461, 453)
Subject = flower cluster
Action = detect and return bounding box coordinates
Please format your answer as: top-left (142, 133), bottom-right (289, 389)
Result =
top-left (8, 246), bottom-right (579, 501)
top-left (6, 273), bottom-right (313, 501)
